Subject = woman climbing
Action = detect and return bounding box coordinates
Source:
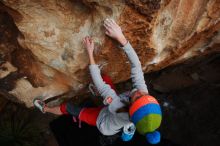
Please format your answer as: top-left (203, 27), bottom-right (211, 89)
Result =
top-left (34, 18), bottom-right (162, 144)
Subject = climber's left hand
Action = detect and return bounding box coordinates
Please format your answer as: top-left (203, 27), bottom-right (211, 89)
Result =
top-left (83, 36), bottom-right (94, 56)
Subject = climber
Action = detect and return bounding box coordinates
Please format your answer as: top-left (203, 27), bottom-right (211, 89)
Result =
top-left (34, 18), bottom-right (162, 144)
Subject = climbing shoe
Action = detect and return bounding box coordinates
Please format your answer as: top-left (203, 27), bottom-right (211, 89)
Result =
top-left (33, 97), bottom-right (46, 113)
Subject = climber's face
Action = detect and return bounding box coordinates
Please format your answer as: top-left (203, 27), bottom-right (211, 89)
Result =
top-left (130, 90), bottom-right (148, 103)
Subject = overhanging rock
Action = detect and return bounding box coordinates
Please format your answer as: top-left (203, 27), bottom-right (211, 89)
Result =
top-left (0, 0), bottom-right (219, 107)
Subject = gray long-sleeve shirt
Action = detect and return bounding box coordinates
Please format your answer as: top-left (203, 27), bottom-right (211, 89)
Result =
top-left (89, 42), bottom-right (148, 135)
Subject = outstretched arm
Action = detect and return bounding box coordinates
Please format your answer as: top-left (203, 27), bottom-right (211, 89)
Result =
top-left (83, 36), bottom-right (118, 104)
top-left (121, 42), bottom-right (148, 93)
top-left (104, 19), bottom-right (148, 93)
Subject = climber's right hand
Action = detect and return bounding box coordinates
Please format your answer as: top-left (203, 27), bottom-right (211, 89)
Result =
top-left (83, 36), bottom-right (94, 56)
top-left (103, 18), bottom-right (127, 46)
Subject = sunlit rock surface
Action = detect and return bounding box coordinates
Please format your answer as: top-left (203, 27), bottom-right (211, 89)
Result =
top-left (0, 0), bottom-right (219, 106)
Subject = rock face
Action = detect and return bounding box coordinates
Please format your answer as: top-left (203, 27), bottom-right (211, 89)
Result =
top-left (0, 0), bottom-right (219, 107)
